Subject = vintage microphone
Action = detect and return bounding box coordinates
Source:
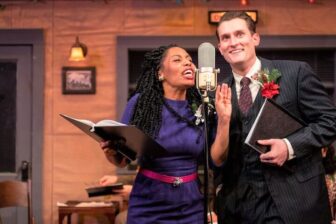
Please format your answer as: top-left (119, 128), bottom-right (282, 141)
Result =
top-left (196, 42), bottom-right (219, 224)
top-left (196, 42), bottom-right (219, 99)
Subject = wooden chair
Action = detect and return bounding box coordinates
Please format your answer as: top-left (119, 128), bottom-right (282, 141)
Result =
top-left (0, 180), bottom-right (28, 224)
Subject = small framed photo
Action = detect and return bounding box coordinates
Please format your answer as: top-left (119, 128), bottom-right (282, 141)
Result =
top-left (62, 66), bottom-right (96, 94)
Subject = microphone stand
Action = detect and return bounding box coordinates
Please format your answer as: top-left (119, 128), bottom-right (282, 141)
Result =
top-left (196, 64), bottom-right (219, 224)
top-left (200, 91), bottom-right (212, 224)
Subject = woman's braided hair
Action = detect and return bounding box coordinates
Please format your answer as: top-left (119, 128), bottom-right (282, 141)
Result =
top-left (129, 44), bottom-right (202, 139)
top-left (323, 145), bottom-right (336, 175)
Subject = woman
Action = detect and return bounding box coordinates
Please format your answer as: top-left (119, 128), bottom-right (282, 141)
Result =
top-left (101, 45), bottom-right (231, 223)
top-left (322, 145), bottom-right (336, 223)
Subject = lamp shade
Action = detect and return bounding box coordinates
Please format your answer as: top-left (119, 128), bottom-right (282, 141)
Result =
top-left (69, 36), bottom-right (87, 61)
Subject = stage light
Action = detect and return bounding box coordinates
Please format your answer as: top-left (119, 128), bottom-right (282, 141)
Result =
top-left (240, 0), bottom-right (248, 6)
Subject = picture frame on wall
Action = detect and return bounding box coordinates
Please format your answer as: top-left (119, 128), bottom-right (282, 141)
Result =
top-left (62, 66), bottom-right (96, 94)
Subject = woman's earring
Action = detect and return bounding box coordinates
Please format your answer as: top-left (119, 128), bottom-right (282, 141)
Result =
top-left (158, 76), bottom-right (164, 81)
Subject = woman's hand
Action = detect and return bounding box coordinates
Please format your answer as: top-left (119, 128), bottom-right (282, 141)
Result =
top-left (210, 83), bottom-right (232, 166)
top-left (100, 140), bottom-right (114, 151)
top-left (100, 140), bottom-right (129, 168)
top-left (100, 140), bottom-right (111, 150)
top-left (215, 83), bottom-right (232, 125)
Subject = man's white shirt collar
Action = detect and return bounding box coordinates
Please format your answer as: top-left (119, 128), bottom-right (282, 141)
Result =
top-left (233, 58), bottom-right (261, 84)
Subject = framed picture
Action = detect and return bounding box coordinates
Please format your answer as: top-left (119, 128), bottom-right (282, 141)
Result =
top-left (62, 66), bottom-right (96, 94)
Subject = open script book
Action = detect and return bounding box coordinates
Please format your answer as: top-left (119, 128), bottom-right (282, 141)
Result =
top-left (60, 114), bottom-right (166, 161)
top-left (245, 99), bottom-right (306, 154)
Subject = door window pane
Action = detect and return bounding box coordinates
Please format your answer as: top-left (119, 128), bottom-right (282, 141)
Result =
top-left (0, 62), bottom-right (16, 172)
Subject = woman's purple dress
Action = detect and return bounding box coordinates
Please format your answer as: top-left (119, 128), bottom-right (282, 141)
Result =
top-left (122, 94), bottom-right (205, 224)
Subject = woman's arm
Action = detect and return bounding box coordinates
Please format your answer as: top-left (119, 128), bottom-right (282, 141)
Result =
top-left (210, 83), bottom-right (231, 166)
top-left (101, 94), bottom-right (140, 167)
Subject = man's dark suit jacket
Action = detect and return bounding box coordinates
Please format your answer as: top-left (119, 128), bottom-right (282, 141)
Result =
top-left (215, 57), bottom-right (336, 224)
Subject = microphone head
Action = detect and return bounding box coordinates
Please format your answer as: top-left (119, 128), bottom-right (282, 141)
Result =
top-left (198, 42), bottom-right (215, 68)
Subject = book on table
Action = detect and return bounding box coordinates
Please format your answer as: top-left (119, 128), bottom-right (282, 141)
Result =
top-left (245, 99), bottom-right (306, 154)
top-left (60, 114), bottom-right (166, 161)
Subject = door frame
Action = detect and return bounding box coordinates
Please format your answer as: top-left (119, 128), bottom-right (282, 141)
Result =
top-left (0, 29), bottom-right (44, 223)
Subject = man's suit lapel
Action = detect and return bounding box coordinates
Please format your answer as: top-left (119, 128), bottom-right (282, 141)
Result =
top-left (243, 58), bottom-right (276, 118)
top-left (260, 57), bottom-right (275, 71)
top-left (249, 90), bottom-right (264, 118)
top-left (259, 57), bottom-right (281, 103)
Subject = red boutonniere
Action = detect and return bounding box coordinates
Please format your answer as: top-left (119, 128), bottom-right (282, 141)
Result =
top-left (252, 68), bottom-right (281, 99)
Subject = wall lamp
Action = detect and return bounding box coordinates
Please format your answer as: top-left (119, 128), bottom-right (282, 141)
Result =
top-left (69, 36), bottom-right (87, 61)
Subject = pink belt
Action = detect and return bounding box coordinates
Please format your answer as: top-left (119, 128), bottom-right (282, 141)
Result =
top-left (139, 168), bottom-right (198, 187)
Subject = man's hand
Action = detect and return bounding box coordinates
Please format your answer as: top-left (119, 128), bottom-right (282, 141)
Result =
top-left (258, 139), bottom-right (288, 166)
top-left (99, 175), bottom-right (118, 186)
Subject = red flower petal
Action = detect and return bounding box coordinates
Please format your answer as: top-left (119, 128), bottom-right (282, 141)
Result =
top-left (262, 82), bottom-right (280, 99)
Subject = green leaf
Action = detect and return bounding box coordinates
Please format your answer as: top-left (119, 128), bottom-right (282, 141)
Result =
top-left (191, 102), bottom-right (198, 114)
top-left (268, 69), bottom-right (281, 82)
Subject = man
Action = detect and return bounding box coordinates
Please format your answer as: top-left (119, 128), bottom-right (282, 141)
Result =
top-left (213, 11), bottom-right (336, 224)
top-left (99, 175), bottom-right (133, 224)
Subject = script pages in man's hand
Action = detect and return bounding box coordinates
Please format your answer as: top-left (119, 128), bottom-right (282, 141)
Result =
top-left (245, 99), bottom-right (305, 154)
top-left (60, 114), bottom-right (166, 161)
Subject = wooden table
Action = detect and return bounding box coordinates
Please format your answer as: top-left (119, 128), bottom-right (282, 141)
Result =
top-left (58, 201), bottom-right (119, 224)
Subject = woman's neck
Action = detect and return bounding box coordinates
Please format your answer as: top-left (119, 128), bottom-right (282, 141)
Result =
top-left (164, 90), bottom-right (187, 101)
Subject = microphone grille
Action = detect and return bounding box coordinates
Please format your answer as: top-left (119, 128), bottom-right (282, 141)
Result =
top-left (198, 42), bottom-right (215, 68)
